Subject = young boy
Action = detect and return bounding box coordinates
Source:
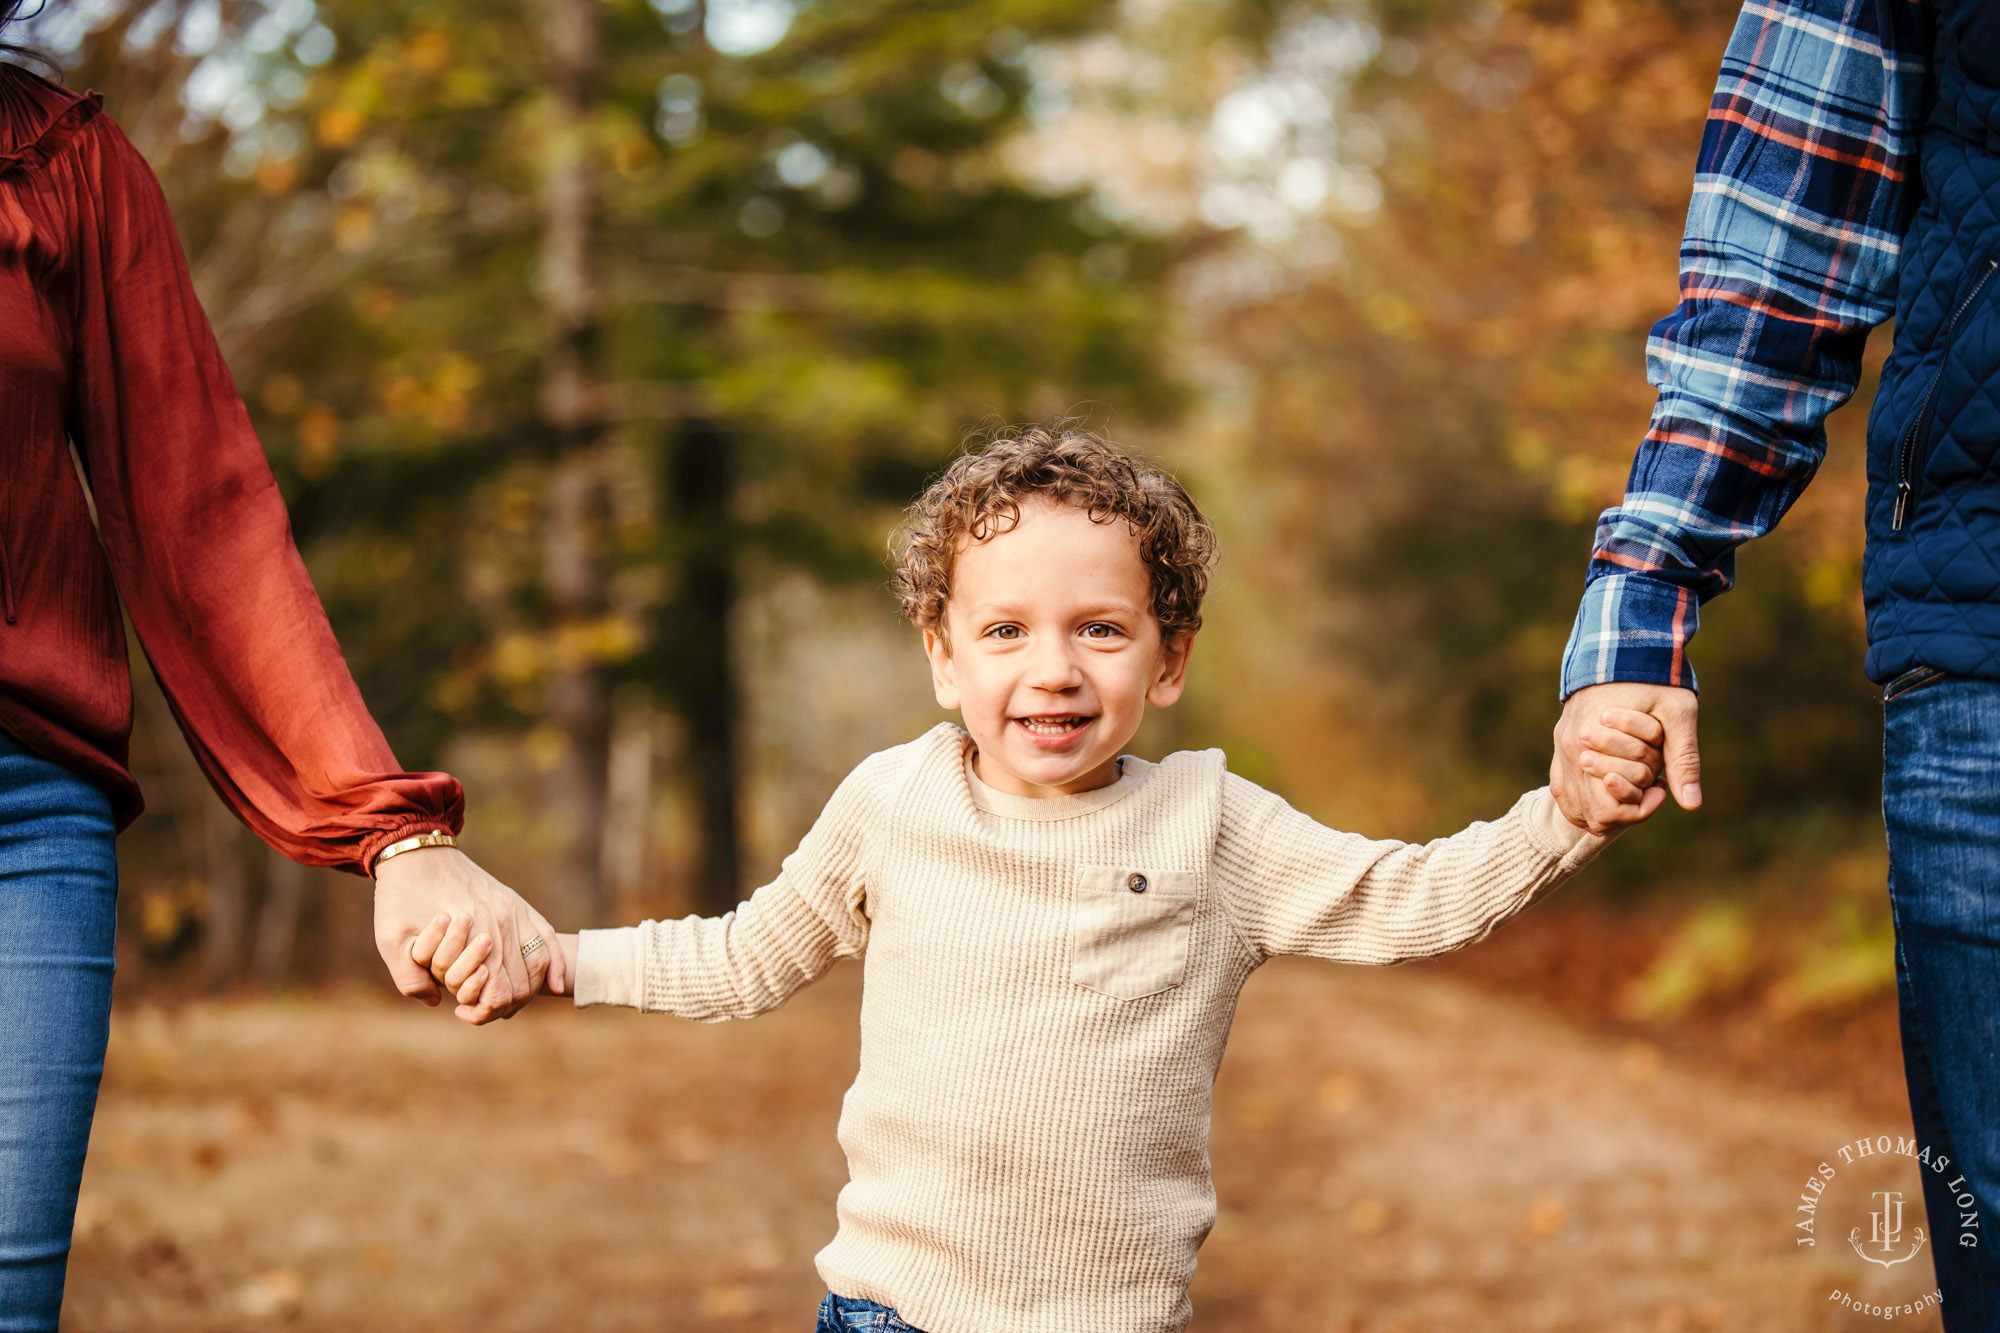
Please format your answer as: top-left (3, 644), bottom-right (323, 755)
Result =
top-left (415, 428), bottom-right (1664, 1333)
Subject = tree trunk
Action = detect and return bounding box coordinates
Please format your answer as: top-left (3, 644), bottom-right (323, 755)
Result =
top-left (251, 849), bottom-right (309, 989)
top-left (602, 689), bottom-right (656, 916)
top-left (539, 0), bottom-right (611, 922)
top-left (200, 795), bottom-right (247, 991)
top-left (664, 422), bottom-right (743, 914)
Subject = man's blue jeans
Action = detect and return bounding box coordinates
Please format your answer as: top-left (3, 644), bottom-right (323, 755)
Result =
top-left (0, 733), bottom-right (118, 1331)
top-left (1884, 670), bottom-right (2000, 1331)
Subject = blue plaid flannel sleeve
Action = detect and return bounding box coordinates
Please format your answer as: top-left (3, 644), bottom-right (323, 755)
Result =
top-left (1559, 0), bottom-right (1932, 700)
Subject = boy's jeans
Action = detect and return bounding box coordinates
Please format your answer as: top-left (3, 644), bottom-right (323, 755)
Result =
top-left (1883, 669), bottom-right (2000, 1331)
top-left (816, 1291), bottom-right (927, 1331)
top-left (0, 733), bottom-right (119, 1331)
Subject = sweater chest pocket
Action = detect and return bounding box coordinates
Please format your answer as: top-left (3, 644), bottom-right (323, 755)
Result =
top-left (1070, 865), bottom-right (1198, 1001)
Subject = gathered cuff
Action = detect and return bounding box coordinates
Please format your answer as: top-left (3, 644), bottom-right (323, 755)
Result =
top-left (359, 817), bottom-right (461, 878)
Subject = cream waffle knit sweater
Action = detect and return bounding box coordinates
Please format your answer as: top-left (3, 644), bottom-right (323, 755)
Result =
top-left (575, 723), bottom-right (1610, 1333)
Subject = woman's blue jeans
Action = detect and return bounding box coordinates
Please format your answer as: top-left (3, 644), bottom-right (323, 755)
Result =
top-left (1883, 670), bottom-right (2000, 1331)
top-left (0, 733), bottom-right (117, 1330)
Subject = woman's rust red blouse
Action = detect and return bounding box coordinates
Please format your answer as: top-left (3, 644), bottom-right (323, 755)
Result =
top-left (0, 66), bottom-right (461, 872)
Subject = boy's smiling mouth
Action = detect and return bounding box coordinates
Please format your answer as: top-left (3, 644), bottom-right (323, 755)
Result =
top-left (1014, 713), bottom-right (1096, 745)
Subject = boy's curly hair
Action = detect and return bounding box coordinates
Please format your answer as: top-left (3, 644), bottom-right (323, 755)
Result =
top-left (892, 427), bottom-right (1217, 643)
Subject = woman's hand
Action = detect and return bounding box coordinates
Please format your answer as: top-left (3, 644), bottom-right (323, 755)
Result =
top-left (372, 846), bottom-right (565, 1023)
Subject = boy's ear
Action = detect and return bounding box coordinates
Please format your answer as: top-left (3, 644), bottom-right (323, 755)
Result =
top-left (923, 625), bottom-right (960, 710)
top-left (1146, 631), bottom-right (1194, 708)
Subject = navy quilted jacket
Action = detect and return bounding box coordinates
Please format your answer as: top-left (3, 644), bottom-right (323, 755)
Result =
top-left (1866, 3), bottom-right (2000, 682)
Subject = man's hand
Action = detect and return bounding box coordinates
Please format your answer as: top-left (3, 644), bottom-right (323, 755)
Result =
top-left (373, 846), bottom-right (566, 1024)
top-left (1551, 682), bottom-right (1702, 834)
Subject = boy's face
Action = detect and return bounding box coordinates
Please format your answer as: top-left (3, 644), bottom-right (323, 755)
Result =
top-left (924, 498), bottom-right (1192, 798)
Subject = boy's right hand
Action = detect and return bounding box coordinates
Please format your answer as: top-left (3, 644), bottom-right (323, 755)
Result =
top-left (1572, 706), bottom-right (1669, 819)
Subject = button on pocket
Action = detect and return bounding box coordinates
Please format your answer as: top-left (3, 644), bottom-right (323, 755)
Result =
top-left (1071, 865), bottom-right (1197, 1001)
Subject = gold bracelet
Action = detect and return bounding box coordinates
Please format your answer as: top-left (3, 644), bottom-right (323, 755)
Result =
top-left (372, 831), bottom-right (458, 874)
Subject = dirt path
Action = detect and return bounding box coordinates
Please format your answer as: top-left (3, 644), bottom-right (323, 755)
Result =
top-left (62, 960), bottom-right (1936, 1332)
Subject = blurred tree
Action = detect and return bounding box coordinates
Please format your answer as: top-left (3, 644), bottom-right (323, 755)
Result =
top-left (1207, 0), bottom-right (1884, 879)
top-left (21, 0), bottom-right (1186, 932)
top-left (538, 0), bottom-right (615, 916)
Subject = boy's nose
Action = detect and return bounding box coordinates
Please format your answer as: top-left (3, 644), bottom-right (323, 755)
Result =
top-left (1024, 639), bottom-right (1084, 691)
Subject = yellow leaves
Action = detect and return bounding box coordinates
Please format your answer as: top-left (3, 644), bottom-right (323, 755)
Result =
top-left (428, 354), bottom-right (482, 432)
top-left (260, 374), bottom-right (305, 418)
top-left (1505, 426), bottom-right (1549, 474)
top-left (332, 203), bottom-right (375, 252)
top-left (317, 104), bottom-right (366, 150)
top-left (356, 284), bottom-right (402, 324)
top-left (369, 540), bottom-right (414, 582)
top-left (557, 615), bottom-right (645, 668)
top-left (136, 878), bottom-right (201, 953)
top-left (611, 131), bottom-right (658, 183)
top-left (493, 633), bottom-right (543, 687)
top-left (1551, 453), bottom-right (1624, 525)
top-left (371, 352), bottom-right (485, 435)
top-left (405, 28), bottom-right (451, 73)
top-left (1617, 903), bottom-right (1756, 1022)
top-left (1803, 557), bottom-right (1857, 610)
top-left (1360, 290), bottom-right (1424, 340)
top-left (297, 406), bottom-right (341, 479)
top-left (380, 374), bottom-right (426, 419)
top-left (255, 155), bottom-right (300, 197)
top-left (1491, 174), bottom-right (1535, 247)
top-left (492, 618), bottom-right (646, 689)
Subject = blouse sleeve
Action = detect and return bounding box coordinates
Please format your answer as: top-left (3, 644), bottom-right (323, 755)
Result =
top-left (61, 116), bottom-right (461, 874)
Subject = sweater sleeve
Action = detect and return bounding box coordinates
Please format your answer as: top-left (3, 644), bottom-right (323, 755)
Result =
top-left (1214, 775), bottom-right (1611, 965)
top-left (574, 751), bottom-right (887, 1019)
top-left (62, 115), bottom-right (461, 872)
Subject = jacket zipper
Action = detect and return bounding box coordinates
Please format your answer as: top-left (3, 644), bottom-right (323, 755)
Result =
top-left (1894, 257), bottom-right (2000, 531)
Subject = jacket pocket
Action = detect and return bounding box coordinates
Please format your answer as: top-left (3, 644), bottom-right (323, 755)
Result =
top-left (1070, 865), bottom-right (1198, 1001)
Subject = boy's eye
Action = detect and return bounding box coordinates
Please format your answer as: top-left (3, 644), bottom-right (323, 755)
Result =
top-left (1083, 623), bottom-right (1120, 639)
top-left (987, 624), bottom-right (1022, 640)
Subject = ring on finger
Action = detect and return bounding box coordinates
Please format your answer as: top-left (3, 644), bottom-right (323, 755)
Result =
top-left (520, 935), bottom-right (545, 959)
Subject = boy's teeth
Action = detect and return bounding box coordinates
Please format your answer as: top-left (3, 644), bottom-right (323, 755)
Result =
top-left (1021, 716), bottom-right (1083, 734)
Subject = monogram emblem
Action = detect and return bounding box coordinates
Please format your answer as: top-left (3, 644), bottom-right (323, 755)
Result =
top-left (1848, 1190), bottom-right (1928, 1269)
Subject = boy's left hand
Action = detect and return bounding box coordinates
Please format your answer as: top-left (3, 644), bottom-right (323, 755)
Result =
top-left (1574, 707), bottom-right (1668, 818)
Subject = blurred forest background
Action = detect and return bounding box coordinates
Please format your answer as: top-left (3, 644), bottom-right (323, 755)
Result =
top-left (12, 0), bottom-right (1888, 1047)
